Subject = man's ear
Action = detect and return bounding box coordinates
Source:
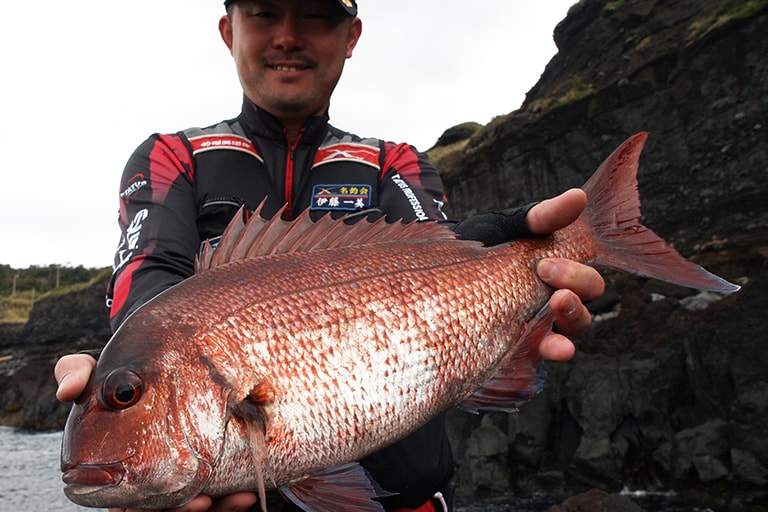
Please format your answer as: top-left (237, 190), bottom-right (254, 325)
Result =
top-left (219, 14), bottom-right (235, 54)
top-left (346, 17), bottom-right (362, 58)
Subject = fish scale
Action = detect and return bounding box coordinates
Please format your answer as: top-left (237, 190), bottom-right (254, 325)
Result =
top-left (189, 235), bottom-right (572, 487)
top-left (61, 133), bottom-right (739, 512)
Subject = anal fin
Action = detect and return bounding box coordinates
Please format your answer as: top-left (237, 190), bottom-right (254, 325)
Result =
top-left (280, 463), bottom-right (389, 512)
top-left (460, 304), bottom-right (551, 414)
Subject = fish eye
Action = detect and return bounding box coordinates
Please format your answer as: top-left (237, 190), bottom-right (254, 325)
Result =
top-left (102, 370), bottom-right (144, 410)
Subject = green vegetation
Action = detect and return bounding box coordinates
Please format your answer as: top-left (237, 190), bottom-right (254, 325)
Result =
top-left (44, 268), bottom-right (112, 299)
top-left (604, 0), bottom-right (626, 11)
top-left (689, 0), bottom-right (767, 41)
top-left (0, 264), bottom-right (109, 324)
top-left (554, 78), bottom-right (594, 108)
top-left (717, 0), bottom-right (768, 19)
top-left (427, 138), bottom-right (471, 167)
top-left (426, 122), bottom-right (483, 170)
top-left (0, 294), bottom-right (33, 324)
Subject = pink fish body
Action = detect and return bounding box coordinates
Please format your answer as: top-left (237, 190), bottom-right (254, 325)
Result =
top-left (61, 133), bottom-right (738, 511)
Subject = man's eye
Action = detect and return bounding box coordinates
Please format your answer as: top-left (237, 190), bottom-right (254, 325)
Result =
top-left (244, 8), bottom-right (275, 18)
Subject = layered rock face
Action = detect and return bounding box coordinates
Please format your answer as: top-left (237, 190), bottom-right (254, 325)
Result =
top-left (440, 0), bottom-right (767, 258)
top-left (435, 0), bottom-right (767, 509)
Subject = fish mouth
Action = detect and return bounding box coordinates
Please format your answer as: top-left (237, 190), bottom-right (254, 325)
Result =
top-left (62, 462), bottom-right (125, 496)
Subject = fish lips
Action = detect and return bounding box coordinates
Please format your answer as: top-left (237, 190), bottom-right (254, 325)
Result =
top-left (62, 461), bottom-right (125, 500)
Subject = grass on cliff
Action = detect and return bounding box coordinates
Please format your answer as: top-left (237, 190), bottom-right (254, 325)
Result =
top-left (603, 0), bottom-right (626, 11)
top-left (426, 121), bottom-right (484, 172)
top-left (427, 138), bottom-right (471, 166)
top-left (0, 266), bottom-right (110, 324)
top-left (0, 295), bottom-right (33, 324)
top-left (554, 78), bottom-right (594, 108)
top-left (689, 0), bottom-right (768, 41)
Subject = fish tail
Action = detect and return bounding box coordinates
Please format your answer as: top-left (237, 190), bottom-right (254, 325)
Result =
top-left (581, 132), bottom-right (739, 293)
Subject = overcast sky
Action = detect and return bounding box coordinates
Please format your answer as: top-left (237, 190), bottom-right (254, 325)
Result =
top-left (0, 0), bottom-right (575, 269)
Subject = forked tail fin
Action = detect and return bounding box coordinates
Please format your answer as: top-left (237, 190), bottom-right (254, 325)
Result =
top-left (461, 134), bottom-right (738, 415)
top-left (582, 132), bottom-right (739, 292)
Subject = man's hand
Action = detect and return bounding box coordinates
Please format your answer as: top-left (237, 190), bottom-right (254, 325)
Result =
top-left (106, 493), bottom-right (258, 512)
top-left (54, 353), bottom-right (97, 402)
top-left (527, 188), bottom-right (605, 361)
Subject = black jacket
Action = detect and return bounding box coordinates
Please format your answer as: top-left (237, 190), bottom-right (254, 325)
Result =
top-left (106, 97), bottom-right (453, 510)
top-left (108, 98), bottom-right (446, 331)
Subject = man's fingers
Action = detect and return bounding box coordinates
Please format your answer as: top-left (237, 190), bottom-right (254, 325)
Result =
top-left (539, 289), bottom-right (593, 361)
top-left (527, 191), bottom-right (603, 360)
top-left (549, 289), bottom-right (593, 337)
top-left (108, 495), bottom-right (218, 512)
top-left (54, 354), bottom-right (96, 402)
top-left (526, 188), bottom-right (587, 235)
top-left (539, 332), bottom-right (576, 361)
top-left (208, 493), bottom-right (258, 512)
top-left (166, 495), bottom-right (214, 512)
top-left (537, 258), bottom-right (605, 301)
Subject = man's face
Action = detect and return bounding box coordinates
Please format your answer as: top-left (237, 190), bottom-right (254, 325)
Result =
top-left (220, 0), bottom-right (362, 123)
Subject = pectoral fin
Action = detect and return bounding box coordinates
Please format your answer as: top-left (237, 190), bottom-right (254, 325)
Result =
top-left (231, 381), bottom-right (275, 512)
top-left (280, 463), bottom-right (389, 512)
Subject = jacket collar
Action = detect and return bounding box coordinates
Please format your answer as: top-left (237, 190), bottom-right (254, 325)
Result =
top-left (240, 95), bottom-right (330, 146)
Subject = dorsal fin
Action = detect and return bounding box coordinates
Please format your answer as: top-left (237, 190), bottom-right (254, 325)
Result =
top-left (197, 201), bottom-right (457, 272)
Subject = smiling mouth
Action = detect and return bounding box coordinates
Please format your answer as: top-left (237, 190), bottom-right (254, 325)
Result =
top-left (271, 65), bottom-right (309, 72)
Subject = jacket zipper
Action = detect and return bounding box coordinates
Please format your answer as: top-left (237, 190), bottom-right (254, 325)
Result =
top-left (284, 128), bottom-right (306, 219)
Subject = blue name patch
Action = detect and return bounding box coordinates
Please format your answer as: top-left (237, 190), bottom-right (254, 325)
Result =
top-left (310, 184), bottom-right (373, 212)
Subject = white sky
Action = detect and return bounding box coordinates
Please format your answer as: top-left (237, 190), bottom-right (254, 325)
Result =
top-left (0, 0), bottom-right (575, 269)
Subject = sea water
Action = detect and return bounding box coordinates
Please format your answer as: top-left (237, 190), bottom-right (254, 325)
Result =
top-left (0, 426), bottom-right (713, 512)
top-left (0, 426), bottom-right (103, 512)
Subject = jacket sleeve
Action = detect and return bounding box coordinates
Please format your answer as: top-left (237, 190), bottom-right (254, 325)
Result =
top-left (377, 142), bottom-right (448, 222)
top-left (377, 141), bottom-right (537, 246)
top-left (106, 133), bottom-right (199, 332)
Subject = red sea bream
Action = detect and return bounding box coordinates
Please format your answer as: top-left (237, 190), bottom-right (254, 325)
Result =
top-left (61, 133), bottom-right (739, 511)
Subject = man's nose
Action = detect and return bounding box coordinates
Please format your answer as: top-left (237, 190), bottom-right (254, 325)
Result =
top-left (272, 16), bottom-right (306, 51)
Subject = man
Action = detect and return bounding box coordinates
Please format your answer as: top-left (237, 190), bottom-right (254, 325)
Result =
top-left (55, 1), bottom-right (604, 511)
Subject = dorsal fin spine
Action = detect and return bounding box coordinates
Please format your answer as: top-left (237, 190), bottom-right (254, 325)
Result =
top-left (197, 205), bottom-right (456, 272)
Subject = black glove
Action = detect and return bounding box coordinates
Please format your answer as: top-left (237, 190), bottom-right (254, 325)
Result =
top-left (450, 203), bottom-right (538, 246)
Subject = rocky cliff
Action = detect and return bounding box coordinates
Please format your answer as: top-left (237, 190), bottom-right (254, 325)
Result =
top-left (433, 0), bottom-right (767, 510)
top-left (1, 0), bottom-right (766, 510)
top-left (0, 278), bottom-right (111, 430)
top-left (439, 0), bottom-right (767, 259)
